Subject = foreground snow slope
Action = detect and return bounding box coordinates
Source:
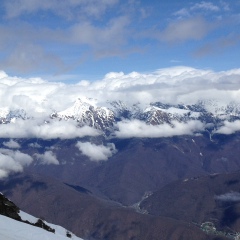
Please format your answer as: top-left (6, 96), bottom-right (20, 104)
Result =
top-left (0, 214), bottom-right (83, 240)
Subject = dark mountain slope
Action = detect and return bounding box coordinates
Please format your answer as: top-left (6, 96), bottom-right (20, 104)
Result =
top-left (140, 171), bottom-right (240, 233)
top-left (0, 173), bottom-right (223, 240)
top-left (24, 133), bottom-right (240, 205)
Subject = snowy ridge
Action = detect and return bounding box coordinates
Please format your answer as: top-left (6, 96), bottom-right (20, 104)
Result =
top-left (0, 193), bottom-right (83, 240)
top-left (55, 98), bottom-right (115, 131)
top-left (109, 100), bottom-right (141, 119)
top-left (0, 108), bottom-right (28, 124)
top-left (0, 214), bottom-right (83, 240)
top-left (19, 211), bottom-right (82, 240)
top-left (0, 108), bottom-right (9, 123)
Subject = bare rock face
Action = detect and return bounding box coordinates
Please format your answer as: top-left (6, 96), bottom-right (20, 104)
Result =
top-left (0, 192), bottom-right (56, 233)
top-left (0, 192), bottom-right (21, 221)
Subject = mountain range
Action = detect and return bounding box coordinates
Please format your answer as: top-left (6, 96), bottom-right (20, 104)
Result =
top-left (1, 98), bottom-right (240, 239)
top-left (1, 97), bottom-right (240, 133)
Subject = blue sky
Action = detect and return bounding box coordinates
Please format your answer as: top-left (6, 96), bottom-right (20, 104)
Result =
top-left (0, 0), bottom-right (239, 82)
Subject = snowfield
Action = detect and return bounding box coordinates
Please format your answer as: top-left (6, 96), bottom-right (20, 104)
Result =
top-left (0, 214), bottom-right (83, 240)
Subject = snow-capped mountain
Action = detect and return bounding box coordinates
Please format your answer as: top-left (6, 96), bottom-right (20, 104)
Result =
top-left (0, 107), bottom-right (9, 123)
top-left (2, 97), bottom-right (240, 134)
top-left (0, 192), bottom-right (82, 240)
top-left (0, 108), bottom-right (28, 124)
top-left (52, 98), bottom-right (115, 131)
top-left (54, 98), bottom-right (240, 130)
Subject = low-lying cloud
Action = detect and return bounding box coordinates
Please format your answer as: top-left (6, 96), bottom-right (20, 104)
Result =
top-left (28, 142), bottom-right (42, 148)
top-left (0, 148), bottom-right (33, 178)
top-left (215, 192), bottom-right (240, 202)
top-left (76, 142), bottom-right (117, 161)
top-left (114, 120), bottom-right (205, 138)
top-left (34, 151), bottom-right (59, 165)
top-left (3, 139), bottom-right (20, 148)
top-left (216, 120), bottom-right (240, 135)
top-left (0, 119), bottom-right (99, 139)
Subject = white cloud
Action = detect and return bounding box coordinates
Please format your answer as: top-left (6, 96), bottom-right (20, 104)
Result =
top-left (0, 148), bottom-right (33, 178)
top-left (0, 67), bottom-right (238, 107)
top-left (1, 66), bottom-right (240, 109)
top-left (28, 142), bottom-right (41, 148)
top-left (173, 8), bottom-right (190, 18)
top-left (76, 142), bottom-right (117, 161)
top-left (215, 192), bottom-right (240, 202)
top-left (174, 1), bottom-right (225, 18)
top-left (0, 119), bottom-right (100, 139)
top-left (3, 139), bottom-right (20, 149)
top-left (114, 120), bottom-right (205, 138)
top-left (34, 151), bottom-right (59, 165)
top-left (216, 120), bottom-right (240, 135)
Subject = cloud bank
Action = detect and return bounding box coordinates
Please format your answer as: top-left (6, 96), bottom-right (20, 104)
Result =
top-left (0, 66), bottom-right (240, 139)
top-left (1, 66), bottom-right (240, 109)
top-left (0, 119), bottom-right (99, 139)
top-left (0, 148), bottom-right (33, 178)
top-left (76, 142), bottom-right (117, 161)
top-left (216, 120), bottom-right (240, 135)
top-left (114, 120), bottom-right (205, 138)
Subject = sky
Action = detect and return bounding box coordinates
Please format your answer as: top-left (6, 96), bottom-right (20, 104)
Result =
top-left (0, 0), bottom-right (240, 82)
top-left (1, 1), bottom-right (240, 177)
